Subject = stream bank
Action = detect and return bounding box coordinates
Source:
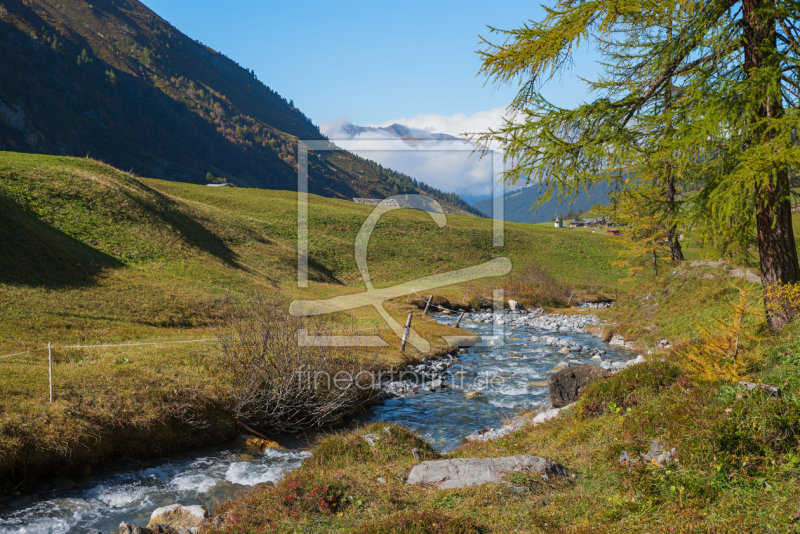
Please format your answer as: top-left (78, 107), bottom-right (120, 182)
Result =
top-left (0, 309), bottom-right (637, 533)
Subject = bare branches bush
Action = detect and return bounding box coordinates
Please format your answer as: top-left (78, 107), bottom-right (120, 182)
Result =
top-left (502, 263), bottom-right (571, 307)
top-left (207, 295), bottom-right (379, 433)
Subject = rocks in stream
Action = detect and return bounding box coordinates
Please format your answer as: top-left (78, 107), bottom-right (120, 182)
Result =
top-left (405, 455), bottom-right (568, 489)
top-left (464, 403), bottom-right (572, 443)
top-left (470, 310), bottom-right (598, 333)
top-left (577, 301), bottom-right (614, 308)
top-left (379, 353), bottom-right (460, 399)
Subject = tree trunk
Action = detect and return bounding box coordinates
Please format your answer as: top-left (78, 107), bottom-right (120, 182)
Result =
top-left (756, 169), bottom-right (800, 331)
top-left (652, 249), bottom-right (658, 277)
top-left (743, 0), bottom-right (800, 330)
top-left (665, 177), bottom-right (684, 261)
top-left (668, 224), bottom-right (683, 261)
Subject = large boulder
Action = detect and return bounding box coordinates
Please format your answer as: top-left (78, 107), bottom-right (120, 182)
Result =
top-left (548, 364), bottom-right (610, 407)
top-left (147, 504), bottom-right (208, 530)
top-left (406, 455), bottom-right (568, 489)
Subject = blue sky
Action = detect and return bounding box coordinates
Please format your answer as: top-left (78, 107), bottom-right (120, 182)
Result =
top-left (141, 1), bottom-right (601, 203)
top-left (141, 0), bottom-right (599, 126)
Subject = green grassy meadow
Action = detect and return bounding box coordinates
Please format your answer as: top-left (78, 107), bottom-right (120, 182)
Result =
top-left (0, 151), bottom-right (627, 483)
top-left (2, 152), bottom-right (800, 533)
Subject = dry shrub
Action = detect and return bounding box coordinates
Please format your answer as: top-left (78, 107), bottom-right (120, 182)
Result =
top-left (207, 294), bottom-right (378, 433)
top-left (674, 285), bottom-right (762, 382)
top-left (502, 262), bottom-right (570, 307)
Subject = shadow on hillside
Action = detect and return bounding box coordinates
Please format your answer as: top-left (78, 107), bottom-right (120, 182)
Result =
top-left (128, 183), bottom-right (244, 269)
top-left (306, 256), bottom-right (345, 285)
top-left (0, 196), bottom-right (122, 288)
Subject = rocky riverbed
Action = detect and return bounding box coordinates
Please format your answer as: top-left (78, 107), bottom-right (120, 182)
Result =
top-left (376, 309), bottom-right (640, 402)
top-left (368, 308), bottom-right (638, 450)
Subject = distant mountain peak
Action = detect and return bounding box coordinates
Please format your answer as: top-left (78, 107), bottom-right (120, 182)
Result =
top-left (337, 123), bottom-right (461, 143)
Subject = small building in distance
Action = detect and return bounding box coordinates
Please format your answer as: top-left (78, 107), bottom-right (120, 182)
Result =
top-left (206, 183), bottom-right (229, 187)
top-left (353, 198), bottom-right (400, 207)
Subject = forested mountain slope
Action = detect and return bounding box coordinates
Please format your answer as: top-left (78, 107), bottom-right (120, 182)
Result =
top-left (0, 0), bottom-right (478, 214)
top-left (473, 183), bottom-right (614, 224)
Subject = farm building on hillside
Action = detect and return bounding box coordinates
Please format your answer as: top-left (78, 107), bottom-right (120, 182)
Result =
top-left (353, 198), bottom-right (400, 207)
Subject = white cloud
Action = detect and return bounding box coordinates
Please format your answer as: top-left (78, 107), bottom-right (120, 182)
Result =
top-left (319, 109), bottom-right (515, 201)
top-left (369, 107), bottom-right (509, 140)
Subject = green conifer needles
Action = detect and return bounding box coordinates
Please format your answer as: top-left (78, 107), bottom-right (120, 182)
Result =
top-left (475, 0), bottom-right (800, 330)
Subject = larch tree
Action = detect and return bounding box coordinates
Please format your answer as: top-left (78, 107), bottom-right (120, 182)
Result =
top-left (475, 0), bottom-right (800, 331)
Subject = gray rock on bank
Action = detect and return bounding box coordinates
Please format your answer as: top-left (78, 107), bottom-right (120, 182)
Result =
top-left (548, 364), bottom-right (611, 408)
top-left (147, 504), bottom-right (208, 532)
top-left (464, 403), bottom-right (573, 443)
top-left (406, 455), bottom-right (568, 489)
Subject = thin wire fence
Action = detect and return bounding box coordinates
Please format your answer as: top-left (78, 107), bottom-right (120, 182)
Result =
top-left (1, 305), bottom-right (459, 403)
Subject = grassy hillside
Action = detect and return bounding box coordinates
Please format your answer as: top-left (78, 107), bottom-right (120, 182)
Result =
top-left (0, 0), bottom-right (478, 215)
top-left (0, 151), bottom-right (625, 347)
top-left (0, 151), bottom-right (626, 482)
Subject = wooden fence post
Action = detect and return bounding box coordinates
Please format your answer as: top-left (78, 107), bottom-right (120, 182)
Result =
top-left (400, 313), bottom-right (413, 352)
top-left (48, 341), bottom-right (53, 404)
top-left (423, 295), bottom-right (433, 315)
top-left (453, 311), bottom-right (465, 328)
top-left (567, 291), bottom-right (574, 306)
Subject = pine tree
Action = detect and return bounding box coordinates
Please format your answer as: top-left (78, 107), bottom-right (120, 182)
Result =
top-left (602, 185), bottom-right (672, 279)
top-left (475, 0), bottom-right (800, 331)
top-left (76, 48), bottom-right (92, 67)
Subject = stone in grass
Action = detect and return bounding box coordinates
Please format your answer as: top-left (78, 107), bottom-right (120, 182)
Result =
top-left (738, 380), bottom-right (781, 398)
top-left (147, 504), bottom-right (208, 530)
top-left (362, 434), bottom-right (381, 446)
top-left (406, 456), bottom-right (569, 489)
top-left (548, 364), bottom-right (611, 408)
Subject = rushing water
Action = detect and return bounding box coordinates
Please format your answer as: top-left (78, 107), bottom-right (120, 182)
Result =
top-left (0, 311), bottom-right (634, 533)
top-left (0, 445), bottom-right (309, 534)
top-left (365, 311), bottom-right (635, 450)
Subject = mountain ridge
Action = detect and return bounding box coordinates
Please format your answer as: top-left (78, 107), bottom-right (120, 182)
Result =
top-left (339, 123), bottom-right (461, 142)
top-left (473, 183), bottom-right (614, 224)
top-left (0, 0), bottom-right (479, 216)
